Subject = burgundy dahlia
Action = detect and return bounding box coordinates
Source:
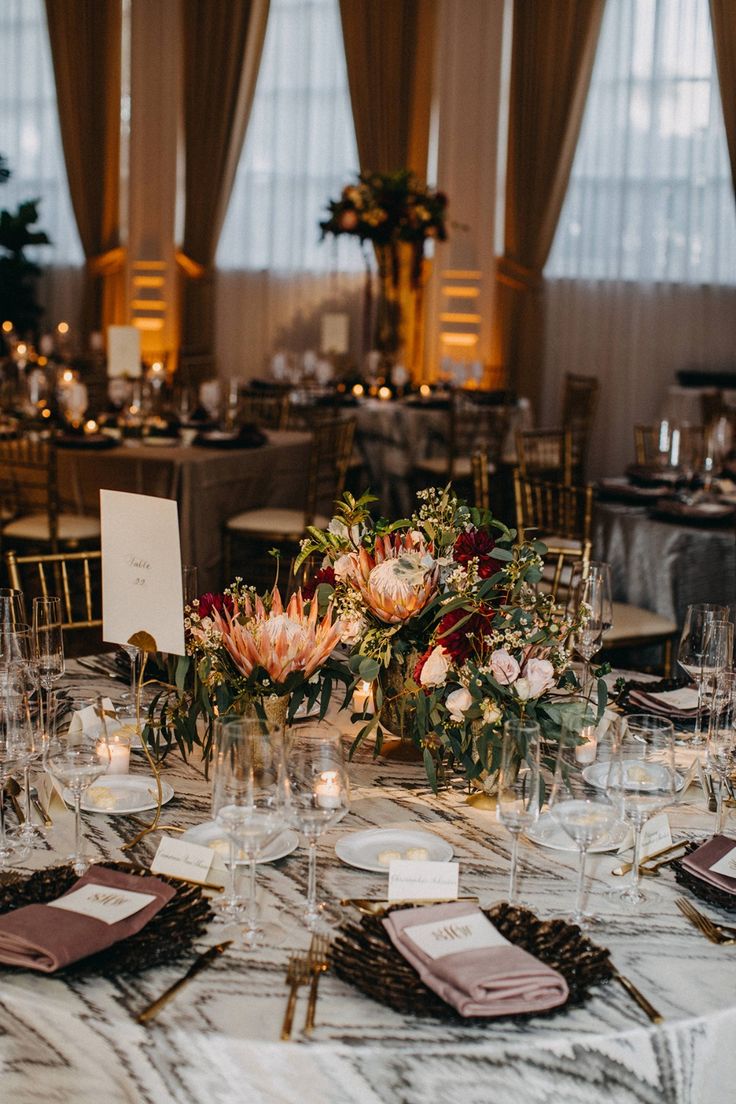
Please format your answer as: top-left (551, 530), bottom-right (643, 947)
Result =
top-left (196, 592), bottom-right (234, 620)
top-left (453, 529), bottom-right (496, 578)
top-left (301, 567), bottom-right (336, 601)
top-left (436, 606), bottom-right (493, 664)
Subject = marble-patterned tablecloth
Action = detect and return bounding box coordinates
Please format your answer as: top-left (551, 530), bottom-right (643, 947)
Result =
top-left (0, 660), bottom-right (734, 1104)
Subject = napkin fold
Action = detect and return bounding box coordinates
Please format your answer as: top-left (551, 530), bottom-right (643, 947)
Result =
top-left (628, 686), bottom-right (700, 719)
top-left (0, 865), bottom-right (175, 973)
top-left (383, 901), bottom-right (569, 1017)
top-left (680, 835), bottom-right (736, 895)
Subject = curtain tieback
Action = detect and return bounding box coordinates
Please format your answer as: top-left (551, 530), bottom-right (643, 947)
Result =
top-left (86, 246), bottom-right (126, 276)
top-left (175, 250), bottom-right (208, 279)
top-left (495, 256), bottom-right (543, 292)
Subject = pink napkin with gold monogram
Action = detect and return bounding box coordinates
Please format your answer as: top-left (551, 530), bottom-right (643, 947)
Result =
top-left (383, 901), bottom-right (568, 1017)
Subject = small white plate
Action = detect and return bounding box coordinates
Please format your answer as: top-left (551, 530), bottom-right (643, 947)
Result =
top-left (582, 760), bottom-right (685, 792)
top-left (526, 811), bottom-right (629, 853)
top-left (334, 827), bottom-right (453, 873)
top-left (180, 821), bottom-right (299, 867)
top-left (64, 776), bottom-right (175, 815)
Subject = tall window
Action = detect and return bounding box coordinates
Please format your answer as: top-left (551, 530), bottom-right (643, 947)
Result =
top-left (217, 0), bottom-right (361, 273)
top-left (547, 0), bottom-right (736, 284)
top-left (0, 0), bottom-right (82, 265)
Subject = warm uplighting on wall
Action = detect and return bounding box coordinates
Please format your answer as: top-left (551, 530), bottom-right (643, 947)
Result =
top-left (438, 269), bottom-right (483, 366)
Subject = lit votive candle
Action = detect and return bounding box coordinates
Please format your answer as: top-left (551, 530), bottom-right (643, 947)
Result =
top-left (378, 385), bottom-right (392, 401)
top-left (98, 735), bottom-right (131, 775)
top-left (315, 770), bottom-right (341, 809)
top-left (575, 725), bottom-right (597, 765)
top-left (352, 679), bottom-right (374, 714)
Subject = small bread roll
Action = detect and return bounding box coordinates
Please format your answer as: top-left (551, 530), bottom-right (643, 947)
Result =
top-left (404, 847), bottom-right (429, 861)
top-left (377, 849), bottom-right (402, 866)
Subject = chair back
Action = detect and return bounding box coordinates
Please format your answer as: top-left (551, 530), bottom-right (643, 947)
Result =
top-left (0, 437), bottom-right (60, 546)
top-left (561, 373), bottom-right (599, 476)
top-left (513, 472), bottom-right (593, 599)
top-left (5, 548), bottom-right (102, 630)
top-left (516, 428), bottom-right (573, 483)
top-left (448, 392), bottom-right (512, 478)
top-left (239, 389), bottom-right (290, 430)
top-left (304, 417), bottom-right (356, 526)
top-left (471, 449), bottom-right (491, 511)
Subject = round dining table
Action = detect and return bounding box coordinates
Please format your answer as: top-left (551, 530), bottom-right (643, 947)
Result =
top-left (1, 659), bottom-right (734, 1104)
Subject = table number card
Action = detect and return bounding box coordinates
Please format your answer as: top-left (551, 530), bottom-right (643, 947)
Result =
top-left (107, 325), bottom-right (142, 379)
top-left (388, 859), bottom-right (459, 903)
top-left (100, 489), bottom-right (185, 656)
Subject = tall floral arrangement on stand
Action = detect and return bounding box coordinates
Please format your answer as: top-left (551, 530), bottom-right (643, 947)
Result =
top-left (297, 488), bottom-right (598, 791)
top-left (320, 170), bottom-right (448, 379)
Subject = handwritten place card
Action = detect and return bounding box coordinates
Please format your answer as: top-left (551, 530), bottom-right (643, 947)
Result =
top-left (388, 859), bottom-right (459, 903)
top-left (404, 912), bottom-right (508, 960)
top-left (151, 837), bottom-right (219, 887)
top-left (617, 812), bottom-right (672, 859)
top-left (101, 490), bottom-right (185, 656)
top-left (709, 845), bottom-right (736, 881)
top-left (107, 325), bottom-right (142, 379)
top-left (48, 884), bottom-right (156, 926)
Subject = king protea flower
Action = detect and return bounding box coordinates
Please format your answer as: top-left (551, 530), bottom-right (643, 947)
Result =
top-left (355, 532), bottom-right (438, 624)
top-left (209, 588), bottom-right (342, 685)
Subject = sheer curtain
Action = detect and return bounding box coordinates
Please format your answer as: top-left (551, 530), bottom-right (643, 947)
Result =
top-left (543, 0), bottom-right (736, 477)
top-left (215, 0), bottom-right (364, 376)
top-left (0, 0), bottom-right (84, 330)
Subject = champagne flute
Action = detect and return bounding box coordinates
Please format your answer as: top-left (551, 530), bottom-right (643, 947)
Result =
top-left (605, 714), bottom-right (676, 905)
top-left (14, 677), bottom-right (54, 845)
top-left (678, 603), bottom-right (728, 745)
top-left (706, 670), bottom-right (736, 835)
top-left (284, 724), bottom-right (349, 932)
top-left (45, 697), bottom-right (110, 874)
top-left (0, 588), bottom-right (26, 629)
top-left (496, 718), bottom-right (540, 905)
top-left (211, 716), bottom-right (288, 947)
top-left (0, 694), bottom-right (31, 868)
top-left (32, 597), bottom-right (65, 739)
top-left (570, 569), bottom-right (611, 699)
top-left (548, 712), bottom-right (619, 928)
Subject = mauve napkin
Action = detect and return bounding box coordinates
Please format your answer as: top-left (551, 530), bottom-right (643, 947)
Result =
top-left (680, 835), bottom-right (736, 894)
top-left (0, 865), bottom-right (175, 973)
top-left (383, 901), bottom-right (569, 1017)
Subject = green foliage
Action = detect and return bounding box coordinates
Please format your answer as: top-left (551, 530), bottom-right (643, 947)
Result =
top-left (0, 158), bottom-right (51, 335)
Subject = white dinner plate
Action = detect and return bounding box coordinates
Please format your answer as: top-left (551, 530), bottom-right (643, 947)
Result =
top-left (525, 811), bottom-right (629, 853)
top-left (582, 760), bottom-right (685, 792)
top-left (63, 776), bottom-right (175, 815)
top-left (334, 827), bottom-right (453, 873)
top-left (181, 821), bottom-right (299, 867)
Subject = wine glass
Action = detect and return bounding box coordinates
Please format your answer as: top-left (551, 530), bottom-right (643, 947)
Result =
top-left (496, 718), bottom-right (540, 905)
top-left (678, 603), bottom-right (729, 745)
top-left (0, 693), bottom-right (31, 868)
top-left (211, 716), bottom-right (288, 947)
top-left (12, 676), bottom-right (54, 846)
top-left (569, 566), bottom-right (612, 699)
top-left (284, 723), bottom-right (349, 932)
top-left (32, 597), bottom-right (65, 738)
top-left (548, 713), bottom-right (619, 928)
top-left (707, 670), bottom-right (736, 835)
top-left (605, 714), bottom-right (676, 905)
top-left (45, 697), bottom-right (110, 874)
top-left (0, 588), bottom-right (26, 629)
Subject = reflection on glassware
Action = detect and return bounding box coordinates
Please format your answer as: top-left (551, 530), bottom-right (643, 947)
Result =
top-left (496, 719), bottom-right (540, 905)
top-left (32, 597), bottom-right (65, 740)
top-left (284, 723), bottom-right (349, 932)
top-left (0, 694), bottom-right (31, 867)
top-left (677, 603), bottom-right (729, 746)
top-left (707, 670), bottom-right (736, 835)
top-left (0, 588), bottom-right (26, 629)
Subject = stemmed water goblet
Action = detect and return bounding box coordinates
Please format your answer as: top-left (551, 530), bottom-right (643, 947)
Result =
top-left (496, 718), bottom-right (540, 905)
top-left (284, 723), bottom-right (349, 932)
top-left (706, 670), bottom-right (736, 835)
top-left (32, 597), bottom-right (65, 738)
top-left (677, 603), bottom-right (729, 745)
top-left (210, 716), bottom-right (288, 947)
top-left (0, 693), bottom-right (32, 868)
top-left (605, 714), bottom-right (676, 905)
top-left (45, 697), bottom-right (110, 875)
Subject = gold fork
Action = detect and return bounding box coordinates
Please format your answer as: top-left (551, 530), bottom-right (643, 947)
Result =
top-left (303, 934), bottom-right (331, 1037)
top-left (281, 953), bottom-right (311, 1040)
top-left (675, 898), bottom-right (736, 945)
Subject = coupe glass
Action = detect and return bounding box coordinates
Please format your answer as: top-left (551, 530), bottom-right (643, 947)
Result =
top-left (45, 697), bottom-right (110, 875)
top-left (284, 724), bottom-right (349, 931)
top-left (496, 718), bottom-right (540, 905)
top-left (707, 670), bottom-right (736, 835)
top-left (606, 714), bottom-right (676, 905)
top-left (548, 713), bottom-right (619, 928)
top-left (32, 597), bottom-right (65, 736)
top-left (211, 716), bottom-right (288, 947)
top-left (678, 603), bottom-right (729, 745)
top-left (0, 694), bottom-right (32, 868)
top-left (569, 565), bottom-right (612, 698)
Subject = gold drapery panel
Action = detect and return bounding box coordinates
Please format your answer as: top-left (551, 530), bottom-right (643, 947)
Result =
top-left (710, 0), bottom-right (736, 199)
top-left (496, 0), bottom-right (605, 412)
top-left (45, 0), bottom-right (125, 337)
top-left (180, 0), bottom-right (270, 357)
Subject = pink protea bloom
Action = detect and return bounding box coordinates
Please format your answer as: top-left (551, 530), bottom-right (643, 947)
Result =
top-left (210, 588), bottom-right (343, 685)
top-left (354, 532), bottom-right (438, 624)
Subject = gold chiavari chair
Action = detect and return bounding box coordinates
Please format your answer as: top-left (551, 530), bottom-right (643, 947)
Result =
top-left (561, 372), bottom-right (599, 479)
top-left (471, 449), bottom-right (491, 511)
top-left (239, 389), bottom-right (290, 430)
top-left (5, 548), bottom-right (102, 631)
top-left (0, 438), bottom-right (100, 553)
top-left (516, 428), bottom-right (573, 484)
top-left (414, 391), bottom-right (512, 486)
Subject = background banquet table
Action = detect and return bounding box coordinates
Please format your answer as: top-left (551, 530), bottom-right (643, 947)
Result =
top-left (57, 431), bottom-right (311, 591)
top-left (1, 661), bottom-right (735, 1104)
top-left (593, 501), bottom-right (736, 627)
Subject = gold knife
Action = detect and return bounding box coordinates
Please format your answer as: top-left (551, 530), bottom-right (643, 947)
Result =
top-left (611, 967), bottom-right (664, 1024)
top-left (137, 941), bottom-right (232, 1025)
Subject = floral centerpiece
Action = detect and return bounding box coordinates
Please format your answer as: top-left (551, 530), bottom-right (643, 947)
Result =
top-left (296, 488), bottom-right (596, 791)
top-left (141, 580), bottom-right (350, 765)
top-left (320, 170), bottom-right (448, 376)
